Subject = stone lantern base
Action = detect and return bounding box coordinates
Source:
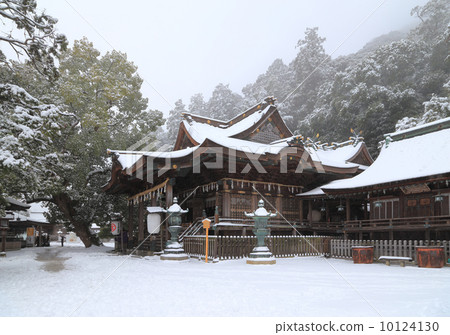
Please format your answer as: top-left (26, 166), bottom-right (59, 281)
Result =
top-left (246, 246), bottom-right (276, 265)
top-left (160, 241), bottom-right (189, 261)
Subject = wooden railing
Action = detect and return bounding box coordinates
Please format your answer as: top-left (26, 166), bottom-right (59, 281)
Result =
top-left (183, 235), bottom-right (331, 260)
top-left (296, 215), bottom-right (450, 232)
top-left (298, 221), bottom-right (344, 230)
top-left (330, 239), bottom-right (450, 262)
top-left (344, 215), bottom-right (450, 231)
top-left (217, 218), bottom-right (300, 226)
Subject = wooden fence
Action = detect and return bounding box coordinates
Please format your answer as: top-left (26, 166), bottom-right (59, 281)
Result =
top-left (183, 235), bottom-right (330, 260)
top-left (330, 239), bottom-right (450, 262)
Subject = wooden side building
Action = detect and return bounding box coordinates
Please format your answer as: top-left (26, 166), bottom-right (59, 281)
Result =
top-left (298, 117), bottom-right (450, 240)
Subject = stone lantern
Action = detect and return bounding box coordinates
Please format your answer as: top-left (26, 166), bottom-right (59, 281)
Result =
top-left (161, 197), bottom-right (189, 261)
top-left (245, 199), bottom-right (277, 265)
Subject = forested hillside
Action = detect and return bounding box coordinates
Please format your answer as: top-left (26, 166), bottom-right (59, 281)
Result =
top-left (167, 0), bottom-right (449, 154)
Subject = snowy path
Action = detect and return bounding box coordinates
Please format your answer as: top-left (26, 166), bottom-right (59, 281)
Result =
top-left (1, 244), bottom-right (449, 317)
top-left (35, 248), bottom-right (71, 272)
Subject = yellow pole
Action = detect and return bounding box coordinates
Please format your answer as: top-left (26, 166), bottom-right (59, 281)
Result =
top-left (205, 227), bottom-right (209, 263)
top-left (202, 218), bottom-right (211, 263)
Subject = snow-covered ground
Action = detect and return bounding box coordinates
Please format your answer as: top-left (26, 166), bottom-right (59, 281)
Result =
top-left (1, 243), bottom-right (449, 317)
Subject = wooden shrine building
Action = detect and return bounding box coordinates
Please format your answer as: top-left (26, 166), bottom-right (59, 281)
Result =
top-left (298, 117), bottom-right (450, 240)
top-left (104, 97), bottom-right (372, 251)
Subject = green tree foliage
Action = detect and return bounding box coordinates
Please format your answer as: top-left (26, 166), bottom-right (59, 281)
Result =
top-left (188, 93), bottom-right (207, 116)
top-left (295, 0), bottom-right (449, 154)
top-left (41, 38), bottom-right (164, 247)
top-left (410, 0), bottom-right (450, 44)
top-left (207, 83), bottom-right (245, 120)
top-left (1, 34), bottom-right (164, 246)
top-left (161, 0), bottom-right (448, 157)
top-left (0, 0), bottom-right (67, 214)
top-left (242, 58), bottom-right (292, 106)
top-left (166, 99), bottom-right (187, 146)
top-left (283, 27), bottom-right (332, 130)
top-left (0, 0), bottom-right (67, 78)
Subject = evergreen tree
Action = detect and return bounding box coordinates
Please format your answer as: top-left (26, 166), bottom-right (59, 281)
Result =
top-left (188, 93), bottom-right (207, 116)
top-left (284, 27), bottom-right (332, 130)
top-left (166, 99), bottom-right (187, 146)
top-left (207, 83), bottom-right (244, 120)
top-left (0, 0), bottom-right (66, 214)
top-left (242, 58), bottom-right (292, 107)
top-left (2, 36), bottom-right (164, 246)
top-left (44, 38), bottom-right (164, 247)
top-left (0, 0), bottom-right (67, 78)
top-left (410, 0), bottom-right (450, 44)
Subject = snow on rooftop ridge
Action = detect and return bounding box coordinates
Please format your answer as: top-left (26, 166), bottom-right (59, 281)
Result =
top-left (182, 97), bottom-right (276, 128)
top-left (386, 116), bottom-right (450, 138)
top-left (323, 126), bottom-right (450, 191)
top-left (282, 132), bottom-right (364, 152)
top-left (113, 146), bottom-right (200, 169)
top-left (183, 112), bottom-right (228, 125)
top-left (182, 105), bottom-right (272, 144)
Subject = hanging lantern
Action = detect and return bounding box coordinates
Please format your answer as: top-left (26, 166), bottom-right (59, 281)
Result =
top-left (434, 194), bottom-right (444, 202)
top-left (374, 201), bottom-right (382, 208)
top-left (337, 199), bottom-right (345, 212)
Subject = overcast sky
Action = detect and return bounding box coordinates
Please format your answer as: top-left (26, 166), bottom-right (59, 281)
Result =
top-left (35, 0), bottom-right (428, 116)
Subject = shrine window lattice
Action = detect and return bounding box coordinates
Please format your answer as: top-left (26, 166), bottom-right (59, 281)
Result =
top-left (282, 197), bottom-right (299, 222)
top-left (230, 195), bottom-right (253, 219)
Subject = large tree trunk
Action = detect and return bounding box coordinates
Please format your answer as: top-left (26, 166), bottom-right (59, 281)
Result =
top-left (53, 193), bottom-right (99, 248)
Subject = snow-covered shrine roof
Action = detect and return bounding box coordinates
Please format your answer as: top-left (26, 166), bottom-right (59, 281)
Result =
top-left (108, 98), bottom-right (371, 175)
top-left (181, 105), bottom-right (273, 144)
top-left (317, 117), bottom-right (450, 193)
top-left (110, 137), bottom-right (368, 172)
top-left (5, 196), bottom-right (31, 210)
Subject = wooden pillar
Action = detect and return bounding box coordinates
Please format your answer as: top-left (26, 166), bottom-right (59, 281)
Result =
top-left (308, 200), bottom-right (313, 225)
top-left (389, 229), bottom-right (394, 241)
top-left (38, 225), bottom-right (42, 247)
top-left (214, 205), bottom-right (219, 224)
top-left (299, 199), bottom-right (304, 222)
top-left (166, 183), bottom-right (173, 206)
top-left (363, 201), bottom-right (368, 220)
top-left (346, 198), bottom-right (351, 222)
top-left (128, 202), bottom-right (134, 245)
top-left (138, 201), bottom-right (145, 242)
top-left (251, 192), bottom-right (258, 210)
top-left (425, 228), bottom-right (431, 241)
top-left (359, 231), bottom-right (363, 240)
top-left (215, 191), bottom-right (220, 223)
top-left (276, 194), bottom-right (282, 217)
top-left (222, 182), bottom-right (230, 217)
top-left (325, 201), bottom-right (330, 222)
